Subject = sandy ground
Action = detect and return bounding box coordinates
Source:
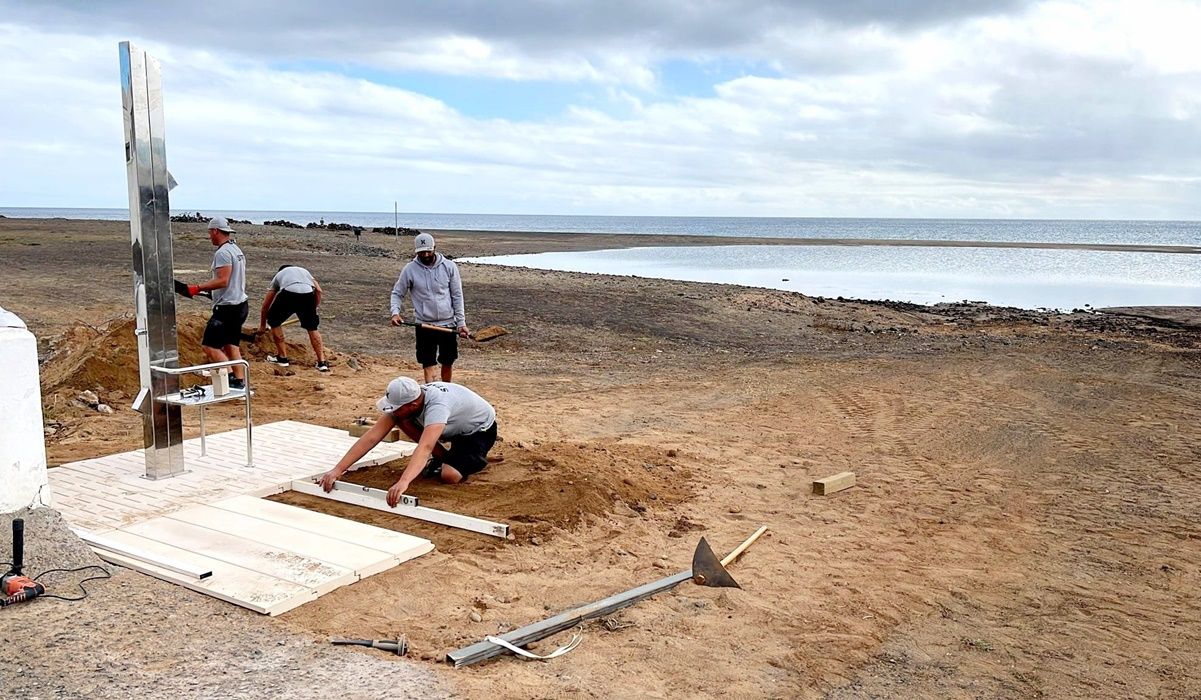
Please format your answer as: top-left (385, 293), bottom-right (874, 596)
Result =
top-left (2, 217), bottom-right (1200, 698)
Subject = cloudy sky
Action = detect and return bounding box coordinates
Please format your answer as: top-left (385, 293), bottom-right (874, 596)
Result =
top-left (2, 0), bottom-right (1200, 219)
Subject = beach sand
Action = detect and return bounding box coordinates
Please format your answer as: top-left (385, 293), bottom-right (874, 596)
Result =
top-left (2, 217), bottom-right (1200, 698)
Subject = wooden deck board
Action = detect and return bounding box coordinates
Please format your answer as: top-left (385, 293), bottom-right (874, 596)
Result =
top-left (49, 420), bottom-right (415, 532)
top-left (50, 421), bottom-right (432, 614)
top-left (211, 495), bottom-right (434, 560)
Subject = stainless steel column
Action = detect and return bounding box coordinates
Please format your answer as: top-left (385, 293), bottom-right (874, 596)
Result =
top-left (120, 42), bottom-right (185, 479)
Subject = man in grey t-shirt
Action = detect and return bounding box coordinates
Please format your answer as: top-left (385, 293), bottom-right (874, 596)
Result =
top-left (318, 377), bottom-right (498, 506)
top-left (184, 216), bottom-right (249, 389)
top-left (257, 264), bottom-right (329, 372)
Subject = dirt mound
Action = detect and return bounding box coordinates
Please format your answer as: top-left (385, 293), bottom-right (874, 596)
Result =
top-left (39, 314), bottom-right (320, 400)
top-left (273, 439), bottom-right (692, 551)
top-left (39, 315), bottom-right (209, 398)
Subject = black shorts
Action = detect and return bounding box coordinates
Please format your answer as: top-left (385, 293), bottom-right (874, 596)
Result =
top-left (267, 290), bottom-right (319, 330)
top-left (415, 324), bottom-right (458, 367)
top-left (202, 301), bottom-right (249, 349)
top-left (430, 421), bottom-right (497, 479)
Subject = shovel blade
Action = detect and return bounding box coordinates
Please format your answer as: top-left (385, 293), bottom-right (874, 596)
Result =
top-left (691, 537), bottom-right (741, 589)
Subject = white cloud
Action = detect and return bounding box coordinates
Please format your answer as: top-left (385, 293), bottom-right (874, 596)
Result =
top-left (1, 2), bottom-right (1200, 218)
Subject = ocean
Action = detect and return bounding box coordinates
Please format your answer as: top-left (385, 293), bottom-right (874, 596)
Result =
top-left (4, 207), bottom-right (1199, 310)
top-left (4, 207), bottom-right (1201, 246)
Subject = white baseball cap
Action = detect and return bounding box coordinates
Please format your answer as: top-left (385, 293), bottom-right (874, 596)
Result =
top-left (208, 216), bottom-right (235, 233)
top-left (377, 376), bottom-right (422, 413)
top-left (414, 232), bottom-right (435, 253)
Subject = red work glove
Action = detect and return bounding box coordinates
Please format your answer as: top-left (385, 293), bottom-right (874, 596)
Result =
top-left (187, 284), bottom-right (201, 297)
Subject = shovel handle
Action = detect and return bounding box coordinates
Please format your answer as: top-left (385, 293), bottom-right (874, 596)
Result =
top-left (401, 321), bottom-right (456, 334)
top-left (721, 525), bottom-right (768, 567)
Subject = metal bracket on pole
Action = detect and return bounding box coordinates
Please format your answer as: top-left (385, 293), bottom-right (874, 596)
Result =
top-left (290, 479), bottom-right (510, 539)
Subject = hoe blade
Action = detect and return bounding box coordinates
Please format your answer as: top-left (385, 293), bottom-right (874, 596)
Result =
top-left (690, 536), bottom-right (741, 589)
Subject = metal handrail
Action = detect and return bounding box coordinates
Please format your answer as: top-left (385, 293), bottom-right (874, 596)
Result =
top-left (150, 358), bottom-right (250, 380)
top-left (150, 359), bottom-right (253, 466)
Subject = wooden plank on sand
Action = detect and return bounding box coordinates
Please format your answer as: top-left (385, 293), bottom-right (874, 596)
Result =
top-left (812, 471), bottom-right (856, 495)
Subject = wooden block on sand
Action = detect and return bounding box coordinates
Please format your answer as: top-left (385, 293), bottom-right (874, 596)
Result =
top-left (812, 471), bottom-right (856, 496)
top-left (348, 420), bottom-right (401, 442)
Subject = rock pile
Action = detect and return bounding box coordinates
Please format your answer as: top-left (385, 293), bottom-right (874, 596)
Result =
top-left (373, 226), bottom-right (420, 236)
top-left (75, 389), bottom-right (115, 414)
top-left (307, 221), bottom-right (356, 231)
top-left (169, 212), bottom-right (250, 225)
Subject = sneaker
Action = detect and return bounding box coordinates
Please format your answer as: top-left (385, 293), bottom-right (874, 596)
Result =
top-left (421, 458), bottom-right (444, 479)
top-left (229, 377), bottom-right (246, 390)
top-left (267, 355), bottom-right (290, 367)
top-left (316, 360), bottom-right (330, 372)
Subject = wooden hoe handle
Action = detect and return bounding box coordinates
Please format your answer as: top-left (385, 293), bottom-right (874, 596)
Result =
top-left (721, 525), bottom-right (768, 567)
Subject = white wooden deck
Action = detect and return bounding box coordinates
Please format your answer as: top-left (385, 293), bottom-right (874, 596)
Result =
top-left (48, 421), bottom-right (429, 615)
top-left (49, 420), bottom-right (414, 532)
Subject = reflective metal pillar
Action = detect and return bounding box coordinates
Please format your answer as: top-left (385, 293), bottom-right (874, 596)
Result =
top-left (120, 42), bottom-right (185, 479)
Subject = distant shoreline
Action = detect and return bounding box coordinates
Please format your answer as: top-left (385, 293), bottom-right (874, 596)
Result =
top-left (3, 210), bottom-right (1200, 252)
top-left (426, 228), bottom-right (1201, 255)
top-left (3, 214), bottom-right (1199, 255)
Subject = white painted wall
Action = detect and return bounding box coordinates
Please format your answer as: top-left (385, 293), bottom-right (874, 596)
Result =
top-left (0, 306), bottom-right (53, 513)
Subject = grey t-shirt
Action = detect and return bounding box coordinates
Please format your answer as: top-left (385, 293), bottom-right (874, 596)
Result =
top-left (211, 241), bottom-right (248, 306)
top-left (417, 382), bottom-right (496, 437)
top-left (271, 266), bottom-right (315, 294)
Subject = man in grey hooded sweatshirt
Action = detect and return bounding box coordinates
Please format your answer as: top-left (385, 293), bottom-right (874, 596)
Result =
top-left (390, 233), bottom-right (470, 382)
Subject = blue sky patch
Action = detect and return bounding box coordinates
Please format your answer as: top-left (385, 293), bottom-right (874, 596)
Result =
top-left (656, 57), bottom-right (780, 97)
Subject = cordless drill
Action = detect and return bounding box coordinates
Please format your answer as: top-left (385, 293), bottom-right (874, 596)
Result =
top-left (1, 519), bottom-right (45, 607)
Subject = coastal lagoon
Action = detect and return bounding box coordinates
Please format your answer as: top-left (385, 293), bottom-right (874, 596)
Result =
top-left (6, 208), bottom-right (1198, 310)
top-left (462, 244), bottom-right (1201, 311)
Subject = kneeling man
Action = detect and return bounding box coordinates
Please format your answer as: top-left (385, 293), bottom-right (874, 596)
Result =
top-left (319, 377), bottom-right (498, 506)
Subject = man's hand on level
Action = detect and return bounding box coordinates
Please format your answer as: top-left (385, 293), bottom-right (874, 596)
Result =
top-left (386, 478), bottom-right (412, 507)
top-left (317, 468), bottom-right (344, 492)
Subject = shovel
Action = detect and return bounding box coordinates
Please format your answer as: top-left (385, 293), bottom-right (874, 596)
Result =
top-left (240, 317), bottom-right (300, 342)
top-left (395, 319), bottom-right (509, 342)
top-left (173, 279), bottom-right (211, 300)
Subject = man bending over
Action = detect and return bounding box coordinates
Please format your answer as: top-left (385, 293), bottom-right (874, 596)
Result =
top-left (319, 377), bottom-right (498, 507)
top-left (259, 264), bottom-right (329, 372)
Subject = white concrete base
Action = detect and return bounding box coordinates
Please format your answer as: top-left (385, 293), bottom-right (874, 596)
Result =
top-left (51, 421), bottom-right (429, 615)
top-left (0, 308), bottom-right (52, 513)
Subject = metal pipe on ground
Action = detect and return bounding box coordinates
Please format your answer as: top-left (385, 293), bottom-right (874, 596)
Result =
top-left (446, 526), bottom-right (767, 668)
